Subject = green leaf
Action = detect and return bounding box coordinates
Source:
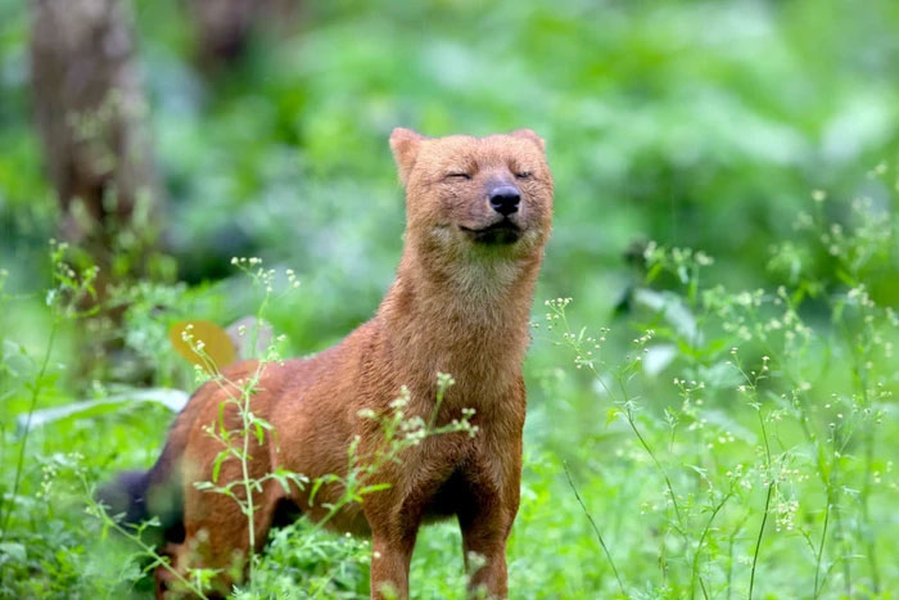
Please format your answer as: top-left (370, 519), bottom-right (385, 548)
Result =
top-left (606, 407), bottom-right (621, 426)
top-left (358, 483), bottom-right (392, 496)
top-left (271, 471), bottom-right (290, 494)
top-left (308, 478), bottom-right (325, 507)
top-left (211, 451), bottom-right (228, 483)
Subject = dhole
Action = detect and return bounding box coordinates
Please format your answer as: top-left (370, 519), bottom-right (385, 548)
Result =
top-left (104, 128), bottom-right (554, 598)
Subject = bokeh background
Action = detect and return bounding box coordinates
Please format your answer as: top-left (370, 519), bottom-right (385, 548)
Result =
top-left (3, 1), bottom-right (897, 323)
top-left (1, 1), bottom-right (898, 598)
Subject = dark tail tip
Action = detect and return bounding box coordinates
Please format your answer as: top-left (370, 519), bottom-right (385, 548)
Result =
top-left (96, 470), bottom-right (150, 527)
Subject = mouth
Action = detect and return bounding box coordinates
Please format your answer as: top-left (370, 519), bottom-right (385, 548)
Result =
top-left (459, 219), bottom-right (522, 245)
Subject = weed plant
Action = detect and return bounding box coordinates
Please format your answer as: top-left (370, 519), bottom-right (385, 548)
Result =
top-left (0, 179), bottom-right (897, 598)
top-left (537, 180), bottom-right (896, 598)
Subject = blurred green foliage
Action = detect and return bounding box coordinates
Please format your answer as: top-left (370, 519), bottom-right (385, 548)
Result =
top-left (4, 0), bottom-right (899, 322)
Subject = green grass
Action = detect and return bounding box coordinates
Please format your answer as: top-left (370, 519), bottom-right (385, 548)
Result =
top-left (1, 186), bottom-right (897, 598)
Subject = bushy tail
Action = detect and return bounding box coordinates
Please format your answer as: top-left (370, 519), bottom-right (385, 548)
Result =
top-left (96, 460), bottom-right (184, 544)
top-left (97, 385), bottom-right (202, 544)
top-left (96, 469), bottom-right (152, 527)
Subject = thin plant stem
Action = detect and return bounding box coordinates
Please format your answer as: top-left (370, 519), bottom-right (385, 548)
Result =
top-left (748, 483), bottom-right (772, 600)
top-left (548, 300), bottom-right (688, 592)
top-left (621, 405), bottom-right (684, 532)
top-left (239, 382), bottom-right (258, 581)
top-left (563, 461), bottom-right (627, 598)
top-left (860, 433), bottom-right (880, 592)
top-left (813, 501), bottom-right (831, 599)
top-left (690, 492), bottom-right (731, 600)
top-left (554, 304), bottom-right (686, 537)
top-left (830, 447), bottom-right (852, 596)
top-left (792, 381), bottom-right (843, 600)
top-left (851, 345), bottom-right (880, 593)
top-left (87, 485), bottom-right (209, 600)
top-left (725, 516), bottom-right (746, 600)
top-left (1, 320), bottom-right (57, 541)
top-left (748, 396), bottom-right (773, 600)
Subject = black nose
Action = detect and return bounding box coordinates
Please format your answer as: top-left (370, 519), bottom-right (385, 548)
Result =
top-left (489, 186), bottom-right (521, 216)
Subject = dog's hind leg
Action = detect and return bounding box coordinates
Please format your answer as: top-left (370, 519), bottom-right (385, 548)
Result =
top-left (155, 478), bottom-right (284, 598)
top-left (154, 424), bottom-right (285, 599)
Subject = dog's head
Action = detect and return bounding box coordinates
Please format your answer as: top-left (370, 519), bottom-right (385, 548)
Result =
top-left (391, 128), bottom-right (553, 265)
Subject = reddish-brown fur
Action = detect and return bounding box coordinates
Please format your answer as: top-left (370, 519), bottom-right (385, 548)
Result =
top-left (131, 128), bottom-right (553, 598)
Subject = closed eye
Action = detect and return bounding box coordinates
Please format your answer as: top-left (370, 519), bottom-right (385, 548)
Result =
top-left (514, 171), bottom-right (532, 180)
top-left (445, 172), bottom-right (472, 181)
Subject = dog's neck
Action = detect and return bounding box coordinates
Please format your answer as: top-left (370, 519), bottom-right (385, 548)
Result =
top-left (377, 243), bottom-right (541, 412)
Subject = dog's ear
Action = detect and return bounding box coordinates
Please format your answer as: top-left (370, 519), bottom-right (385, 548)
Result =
top-left (510, 128), bottom-right (545, 153)
top-left (390, 128), bottom-right (427, 185)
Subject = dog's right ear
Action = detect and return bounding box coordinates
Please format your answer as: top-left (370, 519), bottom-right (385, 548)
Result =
top-left (390, 128), bottom-right (427, 186)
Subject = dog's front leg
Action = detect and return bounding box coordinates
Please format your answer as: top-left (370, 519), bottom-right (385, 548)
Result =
top-left (369, 526), bottom-right (418, 600)
top-left (458, 445), bottom-right (522, 600)
top-left (459, 504), bottom-right (515, 600)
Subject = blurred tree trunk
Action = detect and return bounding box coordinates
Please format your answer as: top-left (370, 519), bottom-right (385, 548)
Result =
top-left (187, 0), bottom-right (301, 72)
top-left (188, 0), bottom-right (260, 70)
top-left (30, 0), bottom-right (162, 271)
top-left (30, 0), bottom-right (164, 379)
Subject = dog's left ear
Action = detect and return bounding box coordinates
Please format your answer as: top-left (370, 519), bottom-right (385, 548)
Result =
top-left (390, 128), bottom-right (427, 186)
top-left (510, 129), bottom-right (545, 153)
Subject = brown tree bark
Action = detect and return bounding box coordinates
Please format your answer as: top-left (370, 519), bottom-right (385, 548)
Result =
top-left (30, 0), bottom-right (162, 276)
top-left (188, 0), bottom-right (260, 69)
top-left (187, 0), bottom-right (302, 73)
top-left (30, 0), bottom-right (164, 380)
